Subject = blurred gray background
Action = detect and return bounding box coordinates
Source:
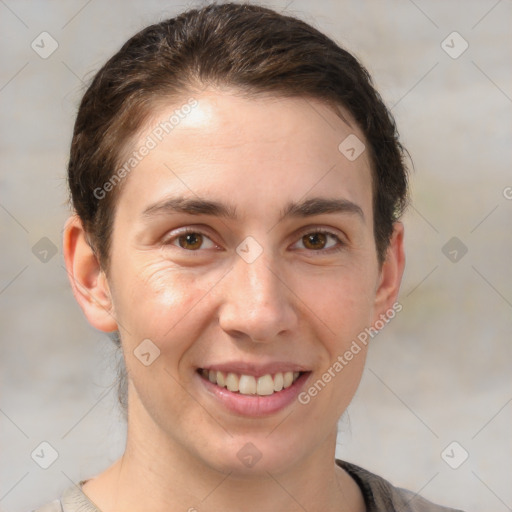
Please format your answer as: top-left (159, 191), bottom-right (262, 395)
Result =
top-left (1, 1), bottom-right (511, 511)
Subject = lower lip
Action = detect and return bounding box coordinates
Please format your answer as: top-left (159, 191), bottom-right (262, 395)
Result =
top-left (197, 371), bottom-right (310, 417)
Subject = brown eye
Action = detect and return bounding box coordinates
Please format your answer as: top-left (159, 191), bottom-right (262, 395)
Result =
top-left (302, 232), bottom-right (328, 250)
top-left (166, 229), bottom-right (217, 251)
top-left (178, 232), bottom-right (203, 250)
top-left (294, 231), bottom-right (343, 253)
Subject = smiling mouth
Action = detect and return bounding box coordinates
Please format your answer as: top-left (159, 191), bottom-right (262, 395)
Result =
top-left (197, 368), bottom-right (306, 397)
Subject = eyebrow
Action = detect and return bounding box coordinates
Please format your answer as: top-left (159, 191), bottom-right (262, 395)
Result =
top-left (141, 196), bottom-right (364, 223)
top-left (281, 197), bottom-right (364, 222)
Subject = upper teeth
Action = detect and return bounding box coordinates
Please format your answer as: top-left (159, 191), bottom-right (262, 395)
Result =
top-left (201, 369), bottom-right (301, 396)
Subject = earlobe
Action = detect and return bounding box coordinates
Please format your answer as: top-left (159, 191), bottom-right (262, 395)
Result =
top-left (63, 215), bottom-right (118, 333)
top-left (373, 222), bottom-right (405, 321)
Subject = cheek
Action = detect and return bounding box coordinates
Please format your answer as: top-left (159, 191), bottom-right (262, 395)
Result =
top-left (109, 257), bottom-right (221, 350)
top-left (298, 260), bottom-right (377, 340)
top-left (111, 261), bottom-right (219, 417)
top-left (300, 272), bottom-right (371, 414)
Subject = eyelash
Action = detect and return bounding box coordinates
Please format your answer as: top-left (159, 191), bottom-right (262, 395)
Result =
top-left (163, 227), bottom-right (345, 255)
top-left (294, 228), bottom-right (345, 253)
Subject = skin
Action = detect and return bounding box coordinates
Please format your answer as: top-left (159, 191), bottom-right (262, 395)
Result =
top-left (63, 89), bottom-right (405, 512)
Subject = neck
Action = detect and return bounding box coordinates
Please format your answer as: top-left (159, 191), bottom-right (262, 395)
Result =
top-left (82, 390), bottom-right (365, 512)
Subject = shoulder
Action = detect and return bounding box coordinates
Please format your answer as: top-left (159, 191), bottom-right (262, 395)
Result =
top-left (30, 498), bottom-right (63, 512)
top-left (31, 481), bottom-right (101, 512)
top-left (336, 459), bottom-right (465, 512)
top-left (32, 465), bottom-right (465, 512)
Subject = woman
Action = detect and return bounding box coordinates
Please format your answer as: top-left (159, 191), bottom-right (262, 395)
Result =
top-left (34, 3), bottom-right (463, 511)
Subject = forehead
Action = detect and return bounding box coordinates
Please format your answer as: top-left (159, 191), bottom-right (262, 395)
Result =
top-left (115, 90), bottom-right (373, 222)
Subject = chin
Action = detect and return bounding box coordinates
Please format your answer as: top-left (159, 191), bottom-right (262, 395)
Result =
top-left (196, 432), bottom-right (309, 477)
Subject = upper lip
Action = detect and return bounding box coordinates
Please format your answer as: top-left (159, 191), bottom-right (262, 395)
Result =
top-left (198, 362), bottom-right (310, 378)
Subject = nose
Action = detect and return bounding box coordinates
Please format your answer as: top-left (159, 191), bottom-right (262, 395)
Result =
top-left (217, 249), bottom-right (297, 343)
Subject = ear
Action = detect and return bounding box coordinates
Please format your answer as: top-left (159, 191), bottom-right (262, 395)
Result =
top-left (372, 222), bottom-right (405, 323)
top-left (62, 215), bottom-right (118, 332)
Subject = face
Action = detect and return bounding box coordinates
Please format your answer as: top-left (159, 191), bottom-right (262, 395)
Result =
top-left (74, 90), bottom-right (403, 476)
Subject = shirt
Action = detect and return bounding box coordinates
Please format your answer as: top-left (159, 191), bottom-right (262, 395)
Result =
top-left (31, 459), bottom-right (464, 511)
